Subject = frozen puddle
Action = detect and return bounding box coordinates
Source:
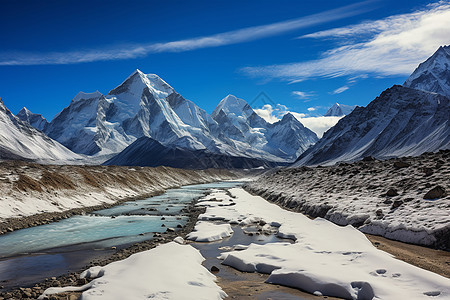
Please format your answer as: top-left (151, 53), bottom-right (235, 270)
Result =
top-left (190, 188), bottom-right (450, 300)
top-left (0, 181), bottom-right (242, 290)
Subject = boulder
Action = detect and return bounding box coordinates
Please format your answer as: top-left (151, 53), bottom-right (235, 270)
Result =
top-left (394, 161), bottom-right (410, 169)
top-left (424, 186), bottom-right (447, 200)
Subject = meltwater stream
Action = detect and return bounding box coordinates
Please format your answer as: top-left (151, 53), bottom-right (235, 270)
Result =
top-left (0, 181), bottom-right (241, 290)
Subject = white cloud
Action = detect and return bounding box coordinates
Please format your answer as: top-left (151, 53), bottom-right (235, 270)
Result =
top-left (241, 2), bottom-right (450, 81)
top-left (253, 103), bottom-right (342, 137)
top-left (307, 107), bottom-right (316, 111)
top-left (331, 85), bottom-right (350, 94)
top-left (291, 114), bottom-right (344, 138)
top-left (292, 91), bottom-right (316, 99)
top-left (0, 2), bottom-right (375, 66)
top-left (254, 104), bottom-right (288, 123)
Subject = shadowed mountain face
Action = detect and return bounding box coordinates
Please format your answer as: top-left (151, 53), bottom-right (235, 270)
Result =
top-left (324, 103), bottom-right (357, 117)
top-left (104, 137), bottom-right (282, 169)
top-left (16, 107), bottom-right (49, 132)
top-left (294, 46), bottom-right (450, 166)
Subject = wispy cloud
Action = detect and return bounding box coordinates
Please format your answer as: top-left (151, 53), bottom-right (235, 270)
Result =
top-left (331, 85), bottom-right (350, 94)
top-left (0, 2), bottom-right (375, 66)
top-left (292, 91), bottom-right (316, 99)
top-left (241, 1), bottom-right (450, 81)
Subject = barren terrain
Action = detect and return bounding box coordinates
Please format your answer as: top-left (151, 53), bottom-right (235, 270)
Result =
top-left (245, 150), bottom-right (450, 250)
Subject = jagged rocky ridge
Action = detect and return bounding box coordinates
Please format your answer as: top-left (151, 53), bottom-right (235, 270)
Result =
top-left (16, 107), bottom-right (49, 132)
top-left (0, 98), bottom-right (81, 163)
top-left (294, 46), bottom-right (450, 166)
top-left (404, 45), bottom-right (450, 98)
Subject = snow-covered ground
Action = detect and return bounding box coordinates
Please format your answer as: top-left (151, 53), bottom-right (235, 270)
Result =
top-left (186, 221), bottom-right (234, 242)
top-left (193, 187), bottom-right (450, 299)
top-left (0, 162), bottom-right (236, 223)
top-left (38, 186), bottom-right (450, 299)
top-left (39, 240), bottom-right (226, 300)
top-left (246, 151), bottom-right (450, 249)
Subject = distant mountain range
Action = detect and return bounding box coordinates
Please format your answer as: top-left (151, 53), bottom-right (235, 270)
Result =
top-left (7, 70), bottom-right (317, 167)
top-left (2, 45), bottom-right (449, 168)
top-left (294, 45), bottom-right (450, 166)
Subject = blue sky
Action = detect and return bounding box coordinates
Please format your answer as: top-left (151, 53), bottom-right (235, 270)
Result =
top-left (0, 0), bottom-right (449, 123)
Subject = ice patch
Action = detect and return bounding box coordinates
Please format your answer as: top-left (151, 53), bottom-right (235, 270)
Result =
top-left (186, 221), bottom-right (233, 242)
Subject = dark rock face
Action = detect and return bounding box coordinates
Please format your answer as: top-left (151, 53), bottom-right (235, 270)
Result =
top-left (392, 200), bottom-right (404, 209)
top-left (295, 85), bottom-right (450, 167)
top-left (386, 189), bottom-right (399, 197)
top-left (424, 186), bottom-right (447, 200)
top-left (104, 137), bottom-right (283, 169)
top-left (394, 161), bottom-right (410, 169)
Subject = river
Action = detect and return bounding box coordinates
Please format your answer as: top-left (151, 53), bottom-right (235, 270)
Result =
top-left (0, 181), bottom-right (241, 290)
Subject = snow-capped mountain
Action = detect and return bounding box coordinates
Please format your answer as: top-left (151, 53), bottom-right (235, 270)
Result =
top-left (295, 86), bottom-right (449, 166)
top-left (294, 46), bottom-right (450, 166)
top-left (324, 103), bottom-right (357, 117)
top-left (40, 71), bottom-right (317, 165)
top-left (211, 95), bottom-right (318, 161)
top-left (16, 107), bottom-right (49, 131)
top-left (0, 98), bottom-right (81, 162)
top-left (44, 91), bottom-right (111, 155)
top-left (404, 45), bottom-right (450, 98)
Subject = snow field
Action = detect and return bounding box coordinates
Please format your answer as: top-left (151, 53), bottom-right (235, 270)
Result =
top-left (39, 241), bottom-right (227, 300)
top-left (195, 188), bottom-right (450, 299)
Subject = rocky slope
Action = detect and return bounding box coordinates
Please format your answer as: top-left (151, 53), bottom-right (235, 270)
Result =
top-left (16, 107), bottom-right (49, 131)
top-left (0, 160), bottom-right (238, 229)
top-left (295, 46), bottom-right (450, 166)
top-left (404, 45), bottom-right (450, 98)
top-left (105, 137), bottom-right (280, 169)
top-left (295, 86), bottom-right (450, 166)
top-left (0, 98), bottom-right (82, 163)
top-left (246, 150), bottom-right (450, 250)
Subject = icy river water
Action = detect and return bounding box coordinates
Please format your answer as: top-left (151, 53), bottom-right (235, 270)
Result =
top-left (0, 181), bottom-right (241, 289)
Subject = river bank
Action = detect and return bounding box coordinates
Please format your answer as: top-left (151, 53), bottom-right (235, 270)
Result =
top-left (244, 150), bottom-right (450, 250)
top-left (0, 160), bottom-right (239, 234)
top-left (5, 183), bottom-right (449, 299)
top-left (0, 202), bottom-right (207, 300)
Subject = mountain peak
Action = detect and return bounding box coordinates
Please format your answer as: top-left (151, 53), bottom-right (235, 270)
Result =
top-left (212, 94), bottom-right (252, 118)
top-left (71, 91), bottom-right (103, 103)
top-left (404, 45), bottom-right (450, 98)
top-left (18, 107), bottom-right (31, 115)
top-left (280, 112), bottom-right (296, 122)
top-left (16, 106), bottom-right (49, 131)
top-left (109, 70), bottom-right (174, 98)
top-left (324, 103), bottom-right (356, 116)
